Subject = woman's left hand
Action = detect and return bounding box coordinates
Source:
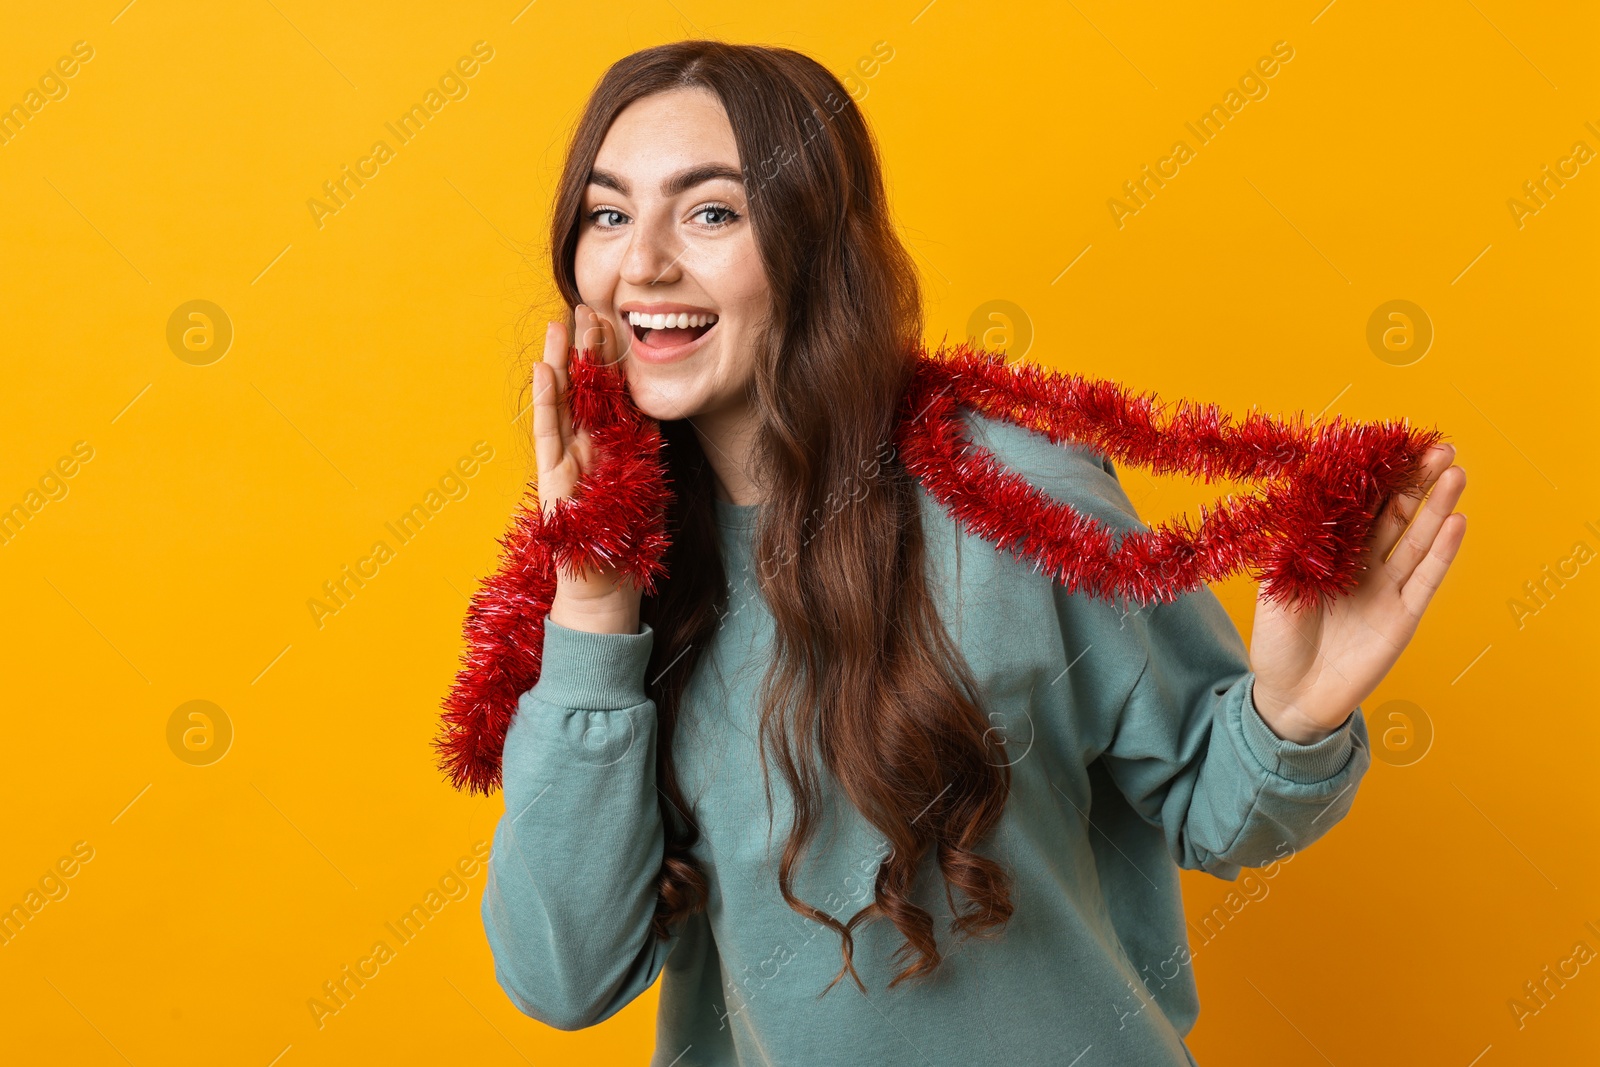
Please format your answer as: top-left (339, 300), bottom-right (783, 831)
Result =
top-left (1247, 443), bottom-right (1468, 744)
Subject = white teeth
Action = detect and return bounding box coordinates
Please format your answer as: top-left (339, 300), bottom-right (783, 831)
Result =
top-left (626, 311), bottom-right (718, 328)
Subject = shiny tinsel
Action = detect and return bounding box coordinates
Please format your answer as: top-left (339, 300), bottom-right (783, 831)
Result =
top-left (434, 340), bottom-right (1445, 794)
top-left (433, 349), bottom-right (671, 794)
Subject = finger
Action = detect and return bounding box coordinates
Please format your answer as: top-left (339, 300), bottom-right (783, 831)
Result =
top-left (1384, 463), bottom-right (1466, 584)
top-left (558, 306), bottom-right (589, 444)
top-left (613, 302), bottom-right (640, 368)
top-left (546, 315), bottom-right (571, 401)
top-left (590, 305), bottom-right (625, 369)
top-left (1399, 512), bottom-right (1467, 619)
top-left (536, 316), bottom-right (573, 445)
top-left (532, 362), bottom-right (566, 512)
top-left (1367, 442), bottom-right (1455, 563)
top-left (574, 301), bottom-right (608, 363)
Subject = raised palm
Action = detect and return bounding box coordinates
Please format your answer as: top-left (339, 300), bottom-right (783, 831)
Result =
top-left (1247, 443), bottom-right (1467, 742)
top-left (533, 303), bottom-right (640, 608)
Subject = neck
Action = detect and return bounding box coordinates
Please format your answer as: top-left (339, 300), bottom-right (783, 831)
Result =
top-left (694, 402), bottom-right (764, 507)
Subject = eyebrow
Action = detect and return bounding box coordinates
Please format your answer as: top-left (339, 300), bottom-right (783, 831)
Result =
top-left (588, 163), bottom-right (745, 198)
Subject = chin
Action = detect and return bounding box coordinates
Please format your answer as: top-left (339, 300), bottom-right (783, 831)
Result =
top-left (625, 374), bottom-right (709, 423)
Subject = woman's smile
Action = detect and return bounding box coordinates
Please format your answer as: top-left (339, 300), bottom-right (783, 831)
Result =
top-left (619, 301), bottom-right (721, 364)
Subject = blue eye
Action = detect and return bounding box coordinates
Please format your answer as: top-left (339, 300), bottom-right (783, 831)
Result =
top-left (585, 204), bottom-right (740, 228)
top-left (586, 207), bottom-right (628, 228)
top-left (695, 203), bottom-right (740, 226)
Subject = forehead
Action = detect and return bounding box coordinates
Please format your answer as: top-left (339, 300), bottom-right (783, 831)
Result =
top-left (592, 88), bottom-right (742, 183)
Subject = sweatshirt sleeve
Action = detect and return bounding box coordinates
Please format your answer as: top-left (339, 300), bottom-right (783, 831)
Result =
top-left (1086, 458), bottom-right (1373, 880)
top-left (480, 616), bottom-right (674, 1030)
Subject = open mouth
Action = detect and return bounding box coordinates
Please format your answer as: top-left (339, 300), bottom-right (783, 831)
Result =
top-left (627, 310), bottom-right (718, 348)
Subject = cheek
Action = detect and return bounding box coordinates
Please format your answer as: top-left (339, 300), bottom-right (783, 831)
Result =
top-left (689, 236), bottom-right (769, 317)
top-left (573, 234), bottom-right (623, 300)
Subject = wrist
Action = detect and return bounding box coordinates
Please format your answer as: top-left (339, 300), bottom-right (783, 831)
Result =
top-left (550, 586), bottom-right (641, 635)
top-left (1249, 678), bottom-right (1343, 745)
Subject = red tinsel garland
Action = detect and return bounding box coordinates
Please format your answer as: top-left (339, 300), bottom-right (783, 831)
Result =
top-left (433, 352), bottom-right (672, 796)
top-left (433, 340), bottom-right (1445, 795)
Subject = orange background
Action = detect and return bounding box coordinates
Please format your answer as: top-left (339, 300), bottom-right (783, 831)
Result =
top-left (2, 1), bottom-right (1595, 1064)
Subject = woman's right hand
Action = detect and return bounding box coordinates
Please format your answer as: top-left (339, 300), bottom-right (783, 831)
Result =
top-left (534, 302), bottom-right (644, 635)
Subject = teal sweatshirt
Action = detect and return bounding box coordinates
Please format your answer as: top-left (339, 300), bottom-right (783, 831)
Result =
top-left (481, 408), bottom-right (1371, 1066)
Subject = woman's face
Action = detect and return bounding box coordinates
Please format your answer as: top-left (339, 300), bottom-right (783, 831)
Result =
top-left (574, 87), bottom-right (770, 425)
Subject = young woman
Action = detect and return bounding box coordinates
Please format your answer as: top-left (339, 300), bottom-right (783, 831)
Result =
top-left (480, 40), bottom-right (1466, 1066)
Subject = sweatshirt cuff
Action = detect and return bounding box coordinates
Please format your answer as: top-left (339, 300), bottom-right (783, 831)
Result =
top-left (1240, 675), bottom-right (1356, 785)
top-left (525, 618), bottom-right (655, 712)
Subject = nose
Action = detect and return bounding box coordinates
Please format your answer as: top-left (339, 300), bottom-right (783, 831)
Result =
top-left (619, 211), bottom-right (685, 287)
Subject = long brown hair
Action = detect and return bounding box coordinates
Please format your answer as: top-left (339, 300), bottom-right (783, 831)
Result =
top-left (545, 40), bottom-right (1013, 994)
